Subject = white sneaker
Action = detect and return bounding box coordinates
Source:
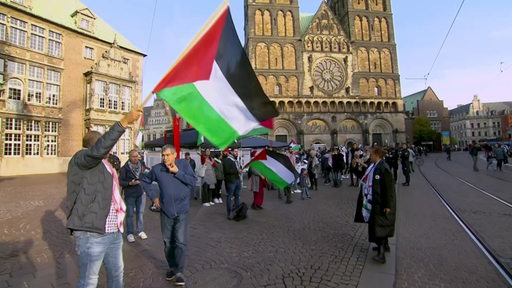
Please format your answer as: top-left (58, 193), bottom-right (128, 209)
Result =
top-left (218, 198), bottom-right (223, 203)
top-left (127, 234), bottom-right (135, 243)
top-left (209, 201), bottom-right (215, 205)
top-left (213, 198), bottom-right (219, 204)
top-left (138, 231), bottom-right (148, 240)
top-left (202, 203), bottom-right (211, 207)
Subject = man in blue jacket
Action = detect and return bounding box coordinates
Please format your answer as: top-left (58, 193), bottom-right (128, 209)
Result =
top-left (66, 108), bottom-right (142, 288)
top-left (140, 144), bottom-right (196, 287)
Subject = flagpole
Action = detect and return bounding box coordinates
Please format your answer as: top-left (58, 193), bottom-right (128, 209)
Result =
top-left (173, 115), bottom-right (181, 158)
top-left (131, 92), bottom-right (154, 149)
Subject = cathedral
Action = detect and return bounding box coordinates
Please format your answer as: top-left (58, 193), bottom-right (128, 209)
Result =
top-left (244, 0), bottom-right (405, 148)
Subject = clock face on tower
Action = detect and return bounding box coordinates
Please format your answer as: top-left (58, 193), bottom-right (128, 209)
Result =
top-left (311, 57), bottom-right (346, 94)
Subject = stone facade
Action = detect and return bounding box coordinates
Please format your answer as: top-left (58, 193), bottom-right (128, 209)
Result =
top-left (450, 95), bottom-right (512, 148)
top-left (0, 0), bottom-right (144, 176)
top-left (244, 0), bottom-right (405, 148)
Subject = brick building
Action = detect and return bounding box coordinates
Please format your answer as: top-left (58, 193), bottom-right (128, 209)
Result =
top-left (402, 86), bottom-right (450, 148)
top-left (0, 0), bottom-right (144, 176)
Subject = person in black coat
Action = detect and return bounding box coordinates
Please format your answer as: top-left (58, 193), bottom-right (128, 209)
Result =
top-left (355, 146), bottom-right (396, 264)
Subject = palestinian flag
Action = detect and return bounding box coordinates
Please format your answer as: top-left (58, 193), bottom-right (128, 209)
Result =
top-left (289, 139), bottom-right (301, 152)
top-left (245, 149), bottom-right (299, 190)
top-left (152, 2), bottom-right (278, 149)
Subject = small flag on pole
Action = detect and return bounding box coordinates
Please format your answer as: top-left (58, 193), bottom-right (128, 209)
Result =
top-left (289, 139), bottom-right (301, 152)
top-left (244, 149), bottom-right (298, 190)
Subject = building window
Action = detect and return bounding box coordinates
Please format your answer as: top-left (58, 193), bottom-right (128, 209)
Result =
top-left (108, 83), bottom-right (119, 110)
top-left (27, 80), bottom-right (43, 104)
top-left (94, 80), bottom-right (106, 108)
top-left (11, 0), bottom-right (25, 4)
top-left (375, 86), bottom-right (382, 96)
top-left (119, 128), bottom-right (131, 156)
top-left (80, 18), bottom-right (90, 30)
top-left (7, 78), bottom-right (23, 100)
top-left (84, 46), bottom-right (94, 59)
top-left (0, 59), bottom-right (4, 91)
top-left (25, 120), bottom-right (41, 156)
top-left (9, 17), bottom-right (27, 47)
top-left (29, 65), bottom-right (44, 79)
top-left (44, 121), bottom-right (58, 156)
top-left (121, 85), bottom-right (132, 112)
top-left (46, 84), bottom-right (60, 106)
top-left (0, 13), bottom-right (6, 41)
top-left (274, 84), bottom-right (281, 95)
top-left (48, 30), bottom-right (62, 57)
top-left (45, 70), bottom-right (60, 106)
top-left (47, 70), bottom-right (61, 83)
top-left (4, 118), bottom-right (22, 156)
top-left (30, 24), bottom-right (45, 52)
top-left (7, 60), bottom-right (26, 76)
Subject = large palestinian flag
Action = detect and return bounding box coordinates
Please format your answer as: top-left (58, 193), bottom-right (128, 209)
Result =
top-left (245, 149), bottom-right (299, 190)
top-left (152, 3), bottom-right (278, 149)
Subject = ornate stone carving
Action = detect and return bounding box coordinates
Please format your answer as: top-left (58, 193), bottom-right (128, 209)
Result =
top-left (91, 41), bottom-right (132, 80)
top-left (311, 57), bottom-right (346, 94)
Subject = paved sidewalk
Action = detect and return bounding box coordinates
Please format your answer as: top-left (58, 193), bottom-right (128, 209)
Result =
top-left (0, 172), bottom-right (395, 288)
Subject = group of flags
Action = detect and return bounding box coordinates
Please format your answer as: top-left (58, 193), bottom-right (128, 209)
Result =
top-left (143, 2), bottom-right (301, 188)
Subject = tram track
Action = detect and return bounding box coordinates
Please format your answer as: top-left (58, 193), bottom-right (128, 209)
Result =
top-left (417, 156), bottom-right (512, 286)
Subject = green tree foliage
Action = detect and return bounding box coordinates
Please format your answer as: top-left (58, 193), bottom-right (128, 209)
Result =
top-left (413, 117), bottom-right (437, 145)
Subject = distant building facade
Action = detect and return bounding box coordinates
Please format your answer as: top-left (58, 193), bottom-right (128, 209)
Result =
top-left (0, 0), bottom-right (144, 176)
top-left (402, 86), bottom-right (450, 148)
top-left (142, 97), bottom-right (173, 144)
top-left (244, 0), bottom-right (405, 148)
top-left (450, 95), bottom-right (512, 148)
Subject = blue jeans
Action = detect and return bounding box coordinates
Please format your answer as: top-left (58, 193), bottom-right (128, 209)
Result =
top-left (225, 179), bottom-right (241, 216)
top-left (160, 212), bottom-right (188, 273)
top-left (124, 194), bottom-right (146, 235)
top-left (74, 231), bottom-right (123, 288)
top-left (301, 187), bottom-right (310, 199)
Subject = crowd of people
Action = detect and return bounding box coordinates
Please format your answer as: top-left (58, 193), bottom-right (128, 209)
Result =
top-left (65, 110), bottom-right (424, 288)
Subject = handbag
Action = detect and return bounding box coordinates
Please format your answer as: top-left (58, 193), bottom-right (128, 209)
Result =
top-left (197, 164), bottom-right (206, 177)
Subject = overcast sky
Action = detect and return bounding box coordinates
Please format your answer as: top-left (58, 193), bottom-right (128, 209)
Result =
top-left (81, 0), bottom-right (512, 109)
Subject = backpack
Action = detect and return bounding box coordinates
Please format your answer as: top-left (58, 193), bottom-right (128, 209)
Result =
top-left (231, 202), bottom-right (248, 221)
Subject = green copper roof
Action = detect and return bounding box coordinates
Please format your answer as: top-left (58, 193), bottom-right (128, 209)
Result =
top-left (300, 13), bottom-right (315, 36)
top-left (402, 88), bottom-right (428, 112)
top-left (1, 0), bottom-right (143, 54)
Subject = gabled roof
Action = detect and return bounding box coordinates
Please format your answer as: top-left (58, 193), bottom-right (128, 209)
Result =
top-left (300, 13), bottom-right (315, 35)
top-left (300, 1), bottom-right (345, 38)
top-left (1, 0), bottom-right (143, 54)
top-left (402, 88), bottom-right (428, 112)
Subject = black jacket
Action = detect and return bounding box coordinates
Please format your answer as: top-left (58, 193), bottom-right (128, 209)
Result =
top-left (222, 155), bottom-right (240, 182)
top-left (119, 161), bottom-right (148, 198)
top-left (66, 122), bottom-right (126, 234)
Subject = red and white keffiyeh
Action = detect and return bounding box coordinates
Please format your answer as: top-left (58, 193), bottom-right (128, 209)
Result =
top-left (103, 158), bottom-right (126, 233)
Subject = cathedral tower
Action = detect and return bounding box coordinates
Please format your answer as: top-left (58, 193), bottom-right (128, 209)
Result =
top-left (245, 0), bottom-right (405, 148)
